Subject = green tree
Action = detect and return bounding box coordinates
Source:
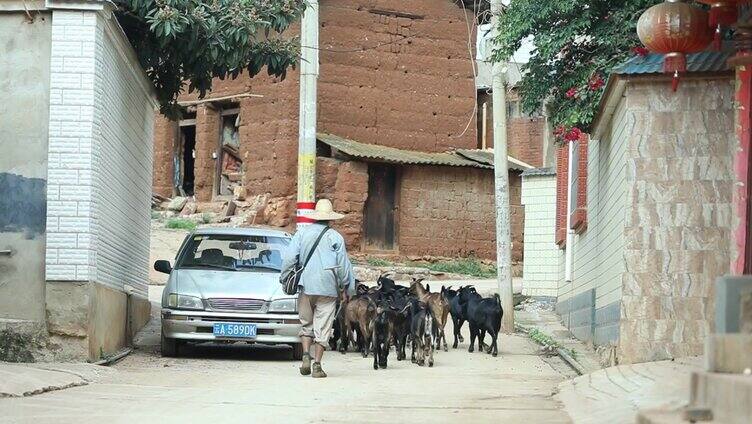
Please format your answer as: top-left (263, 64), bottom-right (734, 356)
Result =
top-left (114, 0), bottom-right (306, 117)
top-left (492, 0), bottom-right (655, 142)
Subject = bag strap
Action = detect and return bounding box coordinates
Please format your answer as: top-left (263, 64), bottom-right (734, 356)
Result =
top-left (301, 227), bottom-right (330, 270)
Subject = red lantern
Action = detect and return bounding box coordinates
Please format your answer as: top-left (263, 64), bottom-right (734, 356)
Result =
top-left (697, 1), bottom-right (747, 50)
top-left (637, 0), bottom-right (714, 91)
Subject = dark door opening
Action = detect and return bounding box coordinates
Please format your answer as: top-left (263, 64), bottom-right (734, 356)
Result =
top-left (364, 164), bottom-right (397, 251)
top-left (180, 125), bottom-right (196, 196)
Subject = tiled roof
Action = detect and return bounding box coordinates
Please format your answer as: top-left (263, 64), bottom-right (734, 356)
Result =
top-left (613, 46), bottom-right (733, 75)
top-left (521, 167), bottom-right (556, 177)
top-left (317, 133), bottom-right (532, 171)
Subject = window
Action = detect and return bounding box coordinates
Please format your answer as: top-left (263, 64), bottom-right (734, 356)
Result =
top-left (175, 234), bottom-right (290, 272)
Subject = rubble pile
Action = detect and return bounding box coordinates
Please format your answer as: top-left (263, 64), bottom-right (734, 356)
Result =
top-left (151, 190), bottom-right (295, 231)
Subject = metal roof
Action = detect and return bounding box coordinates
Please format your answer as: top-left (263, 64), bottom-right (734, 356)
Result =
top-left (317, 133), bottom-right (531, 171)
top-left (455, 149), bottom-right (533, 171)
top-left (521, 167), bottom-right (556, 177)
top-left (613, 46), bottom-right (733, 76)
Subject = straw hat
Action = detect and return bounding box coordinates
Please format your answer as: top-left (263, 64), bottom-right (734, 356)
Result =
top-left (308, 199), bottom-right (345, 221)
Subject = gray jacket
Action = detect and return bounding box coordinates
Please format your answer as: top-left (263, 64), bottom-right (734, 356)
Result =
top-left (280, 223), bottom-right (355, 297)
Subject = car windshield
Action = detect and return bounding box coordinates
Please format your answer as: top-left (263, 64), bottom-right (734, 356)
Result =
top-left (175, 233), bottom-right (289, 272)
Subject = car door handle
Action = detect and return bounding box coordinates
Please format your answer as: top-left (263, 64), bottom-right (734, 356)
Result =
top-left (0, 249), bottom-right (13, 256)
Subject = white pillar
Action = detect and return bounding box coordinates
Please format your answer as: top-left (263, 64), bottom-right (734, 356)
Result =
top-left (491, 0), bottom-right (515, 334)
top-left (296, 0), bottom-right (319, 227)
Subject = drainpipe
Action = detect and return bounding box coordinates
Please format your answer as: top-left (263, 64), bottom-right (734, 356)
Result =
top-left (491, 0), bottom-right (515, 334)
top-left (296, 0), bottom-right (319, 228)
top-left (481, 102), bottom-right (488, 150)
top-left (564, 140), bottom-right (575, 329)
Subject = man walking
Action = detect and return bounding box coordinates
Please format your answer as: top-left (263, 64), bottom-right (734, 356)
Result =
top-left (281, 199), bottom-right (355, 378)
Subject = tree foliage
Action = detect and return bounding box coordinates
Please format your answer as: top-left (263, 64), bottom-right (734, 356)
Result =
top-left (493, 0), bottom-right (656, 141)
top-left (114, 0), bottom-right (306, 117)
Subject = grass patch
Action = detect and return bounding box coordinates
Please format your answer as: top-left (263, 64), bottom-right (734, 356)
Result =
top-left (528, 328), bottom-right (577, 358)
top-left (420, 258), bottom-right (496, 278)
top-left (366, 257), bottom-right (391, 267)
top-left (201, 212), bottom-right (213, 224)
top-left (151, 211), bottom-right (162, 220)
top-left (165, 218), bottom-right (197, 230)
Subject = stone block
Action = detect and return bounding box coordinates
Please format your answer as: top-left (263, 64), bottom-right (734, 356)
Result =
top-left (704, 334), bottom-right (752, 373)
top-left (167, 196), bottom-right (187, 211)
top-left (715, 275), bottom-right (752, 333)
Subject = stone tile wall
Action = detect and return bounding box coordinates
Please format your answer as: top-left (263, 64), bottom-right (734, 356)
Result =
top-left (619, 78), bottom-right (736, 363)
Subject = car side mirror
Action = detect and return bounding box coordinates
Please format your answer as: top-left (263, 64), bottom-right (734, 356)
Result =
top-left (154, 260), bottom-right (172, 274)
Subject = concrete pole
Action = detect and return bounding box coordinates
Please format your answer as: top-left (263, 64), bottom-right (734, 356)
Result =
top-left (296, 0), bottom-right (319, 227)
top-left (490, 0), bottom-right (514, 334)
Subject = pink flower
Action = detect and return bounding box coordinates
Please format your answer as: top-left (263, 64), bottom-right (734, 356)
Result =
top-left (564, 127), bottom-right (583, 142)
top-left (588, 74), bottom-right (605, 91)
top-left (554, 125), bottom-right (566, 138)
top-left (566, 87), bottom-right (578, 99)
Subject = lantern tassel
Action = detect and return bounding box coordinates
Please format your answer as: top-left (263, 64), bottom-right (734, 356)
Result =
top-left (664, 53), bottom-right (686, 92)
top-left (672, 70), bottom-right (680, 92)
top-left (713, 25), bottom-right (722, 51)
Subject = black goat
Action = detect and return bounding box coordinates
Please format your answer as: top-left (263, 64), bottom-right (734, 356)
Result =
top-left (409, 299), bottom-right (435, 367)
top-left (442, 286), bottom-right (466, 349)
top-left (372, 300), bottom-right (397, 370)
top-left (458, 286), bottom-right (502, 357)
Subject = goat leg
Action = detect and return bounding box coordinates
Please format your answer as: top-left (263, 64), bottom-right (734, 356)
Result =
top-left (468, 325), bottom-right (477, 353)
top-left (372, 328), bottom-right (379, 370)
top-left (458, 319), bottom-right (465, 343)
top-left (426, 335), bottom-right (434, 367)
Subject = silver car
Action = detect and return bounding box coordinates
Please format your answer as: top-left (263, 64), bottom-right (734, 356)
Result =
top-left (154, 227), bottom-right (303, 359)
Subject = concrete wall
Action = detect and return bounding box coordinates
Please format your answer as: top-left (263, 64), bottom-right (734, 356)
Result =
top-left (0, 12), bottom-right (52, 323)
top-left (92, 11), bottom-right (154, 297)
top-left (618, 78), bottom-right (736, 363)
top-left (521, 174), bottom-right (557, 297)
top-left (43, 7), bottom-right (154, 360)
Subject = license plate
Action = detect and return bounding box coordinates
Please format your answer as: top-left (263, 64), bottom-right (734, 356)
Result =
top-left (212, 323), bottom-right (257, 338)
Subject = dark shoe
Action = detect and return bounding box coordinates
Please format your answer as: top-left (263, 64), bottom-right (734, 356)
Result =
top-left (300, 353), bottom-right (311, 376)
top-left (312, 362), bottom-right (327, 378)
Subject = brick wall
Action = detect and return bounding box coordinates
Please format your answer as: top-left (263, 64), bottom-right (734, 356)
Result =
top-left (45, 9), bottom-right (155, 298)
top-left (399, 165), bottom-right (500, 260)
top-left (521, 174), bottom-right (557, 297)
top-left (477, 91), bottom-right (545, 167)
top-left (317, 157), bottom-right (368, 250)
top-left (152, 0), bottom-right (477, 201)
top-left (153, 116), bottom-right (176, 197)
top-left (555, 146), bottom-right (568, 246)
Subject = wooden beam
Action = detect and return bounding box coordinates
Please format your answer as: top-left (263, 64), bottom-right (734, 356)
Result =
top-left (178, 93), bottom-right (263, 107)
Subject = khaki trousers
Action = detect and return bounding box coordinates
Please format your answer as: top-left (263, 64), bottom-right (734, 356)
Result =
top-left (298, 293), bottom-right (337, 346)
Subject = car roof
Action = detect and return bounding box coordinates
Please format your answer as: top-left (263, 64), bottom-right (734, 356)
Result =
top-left (191, 226), bottom-right (291, 238)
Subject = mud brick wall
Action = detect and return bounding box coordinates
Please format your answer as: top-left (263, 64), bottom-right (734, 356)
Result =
top-left (151, 0), bottom-right (477, 204)
top-left (317, 157), bottom-right (368, 250)
top-left (507, 117), bottom-right (545, 167)
top-left (399, 165), bottom-right (517, 261)
top-left (619, 78), bottom-right (736, 363)
top-left (193, 104), bottom-right (220, 201)
top-left (153, 116), bottom-right (176, 198)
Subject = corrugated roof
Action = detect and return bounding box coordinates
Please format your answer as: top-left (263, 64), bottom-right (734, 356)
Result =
top-left (317, 134), bottom-right (531, 171)
top-left (614, 46), bottom-right (733, 76)
top-left (455, 149), bottom-right (533, 172)
top-left (521, 167), bottom-right (555, 177)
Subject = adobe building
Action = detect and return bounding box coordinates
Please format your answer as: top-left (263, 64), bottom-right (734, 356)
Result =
top-left (0, 1), bottom-right (154, 361)
top-left (151, 0), bottom-right (546, 262)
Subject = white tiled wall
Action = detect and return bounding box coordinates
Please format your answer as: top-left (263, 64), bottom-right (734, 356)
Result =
top-left (521, 175), bottom-right (558, 297)
top-left (45, 9), bottom-right (155, 297)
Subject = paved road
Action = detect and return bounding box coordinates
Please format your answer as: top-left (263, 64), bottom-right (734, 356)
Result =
top-left (2, 308), bottom-right (573, 424)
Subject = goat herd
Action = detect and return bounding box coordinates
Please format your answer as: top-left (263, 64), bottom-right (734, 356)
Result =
top-left (328, 275), bottom-right (504, 370)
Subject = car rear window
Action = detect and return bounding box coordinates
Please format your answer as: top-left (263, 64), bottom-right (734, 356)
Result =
top-left (175, 234), bottom-right (289, 272)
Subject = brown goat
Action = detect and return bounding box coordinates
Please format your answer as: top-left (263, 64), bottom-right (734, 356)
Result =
top-left (409, 278), bottom-right (450, 351)
top-left (340, 295), bottom-right (377, 357)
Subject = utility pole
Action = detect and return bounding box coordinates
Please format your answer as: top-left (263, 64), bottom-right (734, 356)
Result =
top-left (296, 0), bottom-right (319, 227)
top-left (490, 0), bottom-right (514, 334)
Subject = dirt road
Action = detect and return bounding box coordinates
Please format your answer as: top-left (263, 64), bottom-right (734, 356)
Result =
top-left (3, 307), bottom-right (574, 424)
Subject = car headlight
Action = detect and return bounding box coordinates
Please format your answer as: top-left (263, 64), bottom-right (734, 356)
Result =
top-left (268, 298), bottom-right (297, 314)
top-left (168, 293), bottom-right (204, 310)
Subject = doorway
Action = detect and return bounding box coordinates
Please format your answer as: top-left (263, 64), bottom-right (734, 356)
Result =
top-left (178, 122), bottom-right (196, 197)
top-left (364, 164), bottom-right (398, 251)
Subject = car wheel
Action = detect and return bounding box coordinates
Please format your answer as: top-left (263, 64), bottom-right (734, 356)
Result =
top-left (161, 331), bottom-right (180, 357)
top-left (292, 343), bottom-right (304, 361)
